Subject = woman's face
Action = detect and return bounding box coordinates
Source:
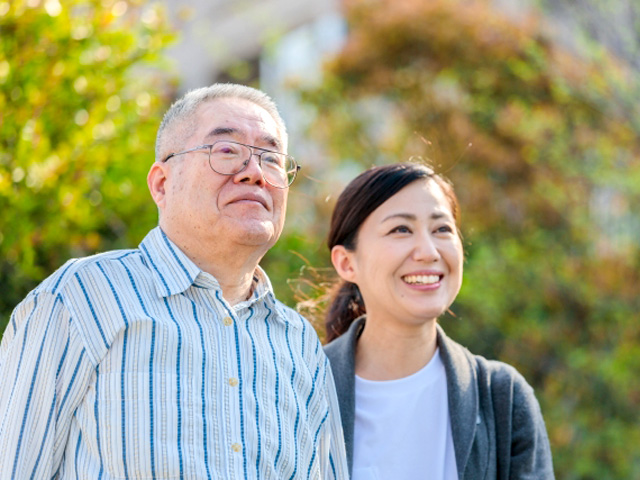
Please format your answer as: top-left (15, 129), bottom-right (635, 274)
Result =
top-left (331, 178), bottom-right (464, 328)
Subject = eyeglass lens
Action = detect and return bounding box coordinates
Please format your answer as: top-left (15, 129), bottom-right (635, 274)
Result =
top-left (208, 141), bottom-right (297, 188)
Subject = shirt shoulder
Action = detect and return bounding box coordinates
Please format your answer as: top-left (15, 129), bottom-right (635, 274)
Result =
top-left (273, 300), bottom-right (327, 360)
top-left (37, 248), bottom-right (148, 362)
top-left (2, 249), bottom-right (144, 364)
top-left (266, 298), bottom-right (311, 332)
top-left (35, 248), bottom-right (141, 296)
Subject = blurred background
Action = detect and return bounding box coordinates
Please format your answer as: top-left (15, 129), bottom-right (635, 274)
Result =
top-left (1, 0), bottom-right (639, 477)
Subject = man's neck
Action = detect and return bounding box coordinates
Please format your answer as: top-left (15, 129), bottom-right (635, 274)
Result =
top-left (162, 227), bottom-right (266, 306)
top-left (208, 264), bottom-right (258, 306)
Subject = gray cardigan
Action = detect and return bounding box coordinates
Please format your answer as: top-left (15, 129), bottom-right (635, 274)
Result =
top-left (324, 317), bottom-right (555, 479)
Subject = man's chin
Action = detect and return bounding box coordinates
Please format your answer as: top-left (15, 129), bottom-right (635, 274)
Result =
top-left (231, 220), bottom-right (279, 247)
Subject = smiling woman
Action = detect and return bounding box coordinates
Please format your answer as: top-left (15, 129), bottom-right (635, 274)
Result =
top-left (330, 175), bottom-right (463, 343)
top-left (323, 162), bottom-right (555, 480)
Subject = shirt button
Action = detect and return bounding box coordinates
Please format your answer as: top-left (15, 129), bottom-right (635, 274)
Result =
top-left (228, 377), bottom-right (239, 387)
top-left (231, 443), bottom-right (242, 453)
top-left (222, 316), bottom-right (233, 326)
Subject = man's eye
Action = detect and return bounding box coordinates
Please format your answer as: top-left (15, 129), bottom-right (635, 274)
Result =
top-left (262, 153), bottom-right (284, 167)
top-left (213, 143), bottom-right (242, 156)
top-left (219, 148), bottom-right (238, 155)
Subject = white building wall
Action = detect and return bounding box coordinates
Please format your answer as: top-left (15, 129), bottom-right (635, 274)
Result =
top-left (162, 0), bottom-right (342, 93)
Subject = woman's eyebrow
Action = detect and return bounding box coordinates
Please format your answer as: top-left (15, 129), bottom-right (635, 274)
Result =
top-left (381, 213), bottom-right (416, 222)
top-left (381, 212), bottom-right (450, 222)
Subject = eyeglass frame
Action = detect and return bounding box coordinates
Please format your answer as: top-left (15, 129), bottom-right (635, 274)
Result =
top-left (163, 140), bottom-right (301, 189)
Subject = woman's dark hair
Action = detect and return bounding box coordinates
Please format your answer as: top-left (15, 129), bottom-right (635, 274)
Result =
top-left (325, 162), bottom-right (459, 342)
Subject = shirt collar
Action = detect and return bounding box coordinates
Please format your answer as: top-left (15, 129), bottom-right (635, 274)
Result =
top-left (140, 226), bottom-right (277, 308)
top-left (245, 265), bottom-right (276, 305)
top-left (139, 227), bottom-right (202, 298)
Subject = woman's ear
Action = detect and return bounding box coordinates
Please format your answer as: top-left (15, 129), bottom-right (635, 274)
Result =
top-left (331, 245), bottom-right (357, 283)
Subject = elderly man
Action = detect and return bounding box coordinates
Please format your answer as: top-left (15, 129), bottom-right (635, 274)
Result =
top-left (0, 84), bottom-right (348, 479)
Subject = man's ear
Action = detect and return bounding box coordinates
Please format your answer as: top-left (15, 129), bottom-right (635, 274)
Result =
top-left (147, 162), bottom-right (169, 209)
top-left (331, 245), bottom-right (357, 283)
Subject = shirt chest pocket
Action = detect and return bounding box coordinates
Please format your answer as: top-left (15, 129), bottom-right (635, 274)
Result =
top-left (91, 370), bottom-right (191, 479)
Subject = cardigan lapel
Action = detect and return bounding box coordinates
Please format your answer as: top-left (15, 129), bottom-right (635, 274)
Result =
top-left (327, 319), bottom-right (484, 478)
top-left (437, 324), bottom-right (480, 477)
top-left (325, 317), bottom-right (364, 475)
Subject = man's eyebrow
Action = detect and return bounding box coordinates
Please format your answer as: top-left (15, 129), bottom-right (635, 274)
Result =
top-left (204, 127), bottom-right (283, 151)
top-left (204, 127), bottom-right (239, 140)
top-left (259, 135), bottom-right (282, 151)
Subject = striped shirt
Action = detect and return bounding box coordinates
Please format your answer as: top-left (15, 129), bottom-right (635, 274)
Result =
top-left (0, 227), bottom-right (348, 479)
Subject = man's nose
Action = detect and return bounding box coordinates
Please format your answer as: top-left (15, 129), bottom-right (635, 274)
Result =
top-left (234, 153), bottom-right (265, 186)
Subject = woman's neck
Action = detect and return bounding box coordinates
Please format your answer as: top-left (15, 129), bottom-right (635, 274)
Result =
top-left (355, 317), bottom-right (438, 381)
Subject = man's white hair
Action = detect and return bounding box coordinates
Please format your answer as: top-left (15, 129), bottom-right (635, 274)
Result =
top-left (155, 83), bottom-right (288, 162)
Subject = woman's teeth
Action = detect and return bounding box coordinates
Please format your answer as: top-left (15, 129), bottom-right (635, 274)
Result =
top-left (403, 274), bottom-right (439, 285)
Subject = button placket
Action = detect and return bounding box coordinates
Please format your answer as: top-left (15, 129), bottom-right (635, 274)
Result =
top-left (218, 310), bottom-right (245, 472)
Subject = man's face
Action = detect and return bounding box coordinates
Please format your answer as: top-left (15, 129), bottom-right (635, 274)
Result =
top-left (153, 97), bottom-right (289, 256)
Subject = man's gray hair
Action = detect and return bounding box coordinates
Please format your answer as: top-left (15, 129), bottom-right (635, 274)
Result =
top-left (155, 83), bottom-right (288, 162)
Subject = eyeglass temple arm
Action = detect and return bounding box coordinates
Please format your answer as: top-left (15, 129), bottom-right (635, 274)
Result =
top-left (162, 145), bottom-right (211, 163)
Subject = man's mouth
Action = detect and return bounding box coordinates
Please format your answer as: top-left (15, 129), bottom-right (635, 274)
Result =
top-left (229, 193), bottom-right (268, 209)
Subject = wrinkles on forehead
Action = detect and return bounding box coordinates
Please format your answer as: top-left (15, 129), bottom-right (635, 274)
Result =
top-left (205, 127), bottom-right (282, 151)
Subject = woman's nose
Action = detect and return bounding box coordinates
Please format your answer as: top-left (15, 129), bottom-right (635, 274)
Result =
top-left (412, 235), bottom-right (440, 262)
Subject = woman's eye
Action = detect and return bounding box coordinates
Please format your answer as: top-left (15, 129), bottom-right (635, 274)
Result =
top-left (435, 225), bottom-right (454, 234)
top-left (390, 225), bottom-right (411, 234)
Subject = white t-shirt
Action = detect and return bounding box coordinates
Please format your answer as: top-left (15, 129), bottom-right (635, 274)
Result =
top-left (352, 348), bottom-right (458, 480)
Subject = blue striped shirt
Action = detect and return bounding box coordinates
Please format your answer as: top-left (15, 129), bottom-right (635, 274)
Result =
top-left (0, 227), bottom-right (348, 479)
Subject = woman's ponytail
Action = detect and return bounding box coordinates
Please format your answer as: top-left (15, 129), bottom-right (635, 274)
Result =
top-left (325, 280), bottom-right (366, 342)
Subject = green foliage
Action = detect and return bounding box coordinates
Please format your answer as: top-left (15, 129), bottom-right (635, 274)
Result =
top-left (0, 0), bottom-right (175, 331)
top-left (299, 0), bottom-right (640, 477)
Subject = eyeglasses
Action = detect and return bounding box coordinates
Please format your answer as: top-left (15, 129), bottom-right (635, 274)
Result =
top-left (163, 140), bottom-right (300, 189)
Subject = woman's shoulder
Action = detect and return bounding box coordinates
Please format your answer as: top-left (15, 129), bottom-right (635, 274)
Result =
top-left (323, 335), bottom-right (346, 362)
top-left (472, 352), bottom-right (528, 385)
top-left (324, 317), bottom-right (365, 355)
top-left (324, 328), bottom-right (356, 366)
top-left (475, 357), bottom-right (539, 410)
top-left (323, 330), bottom-right (348, 353)
top-left (437, 325), bottom-right (535, 394)
top-left (323, 317), bottom-right (366, 382)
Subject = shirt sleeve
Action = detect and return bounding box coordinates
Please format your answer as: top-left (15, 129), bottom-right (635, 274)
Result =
top-left (0, 290), bottom-right (95, 479)
top-left (319, 358), bottom-right (350, 480)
